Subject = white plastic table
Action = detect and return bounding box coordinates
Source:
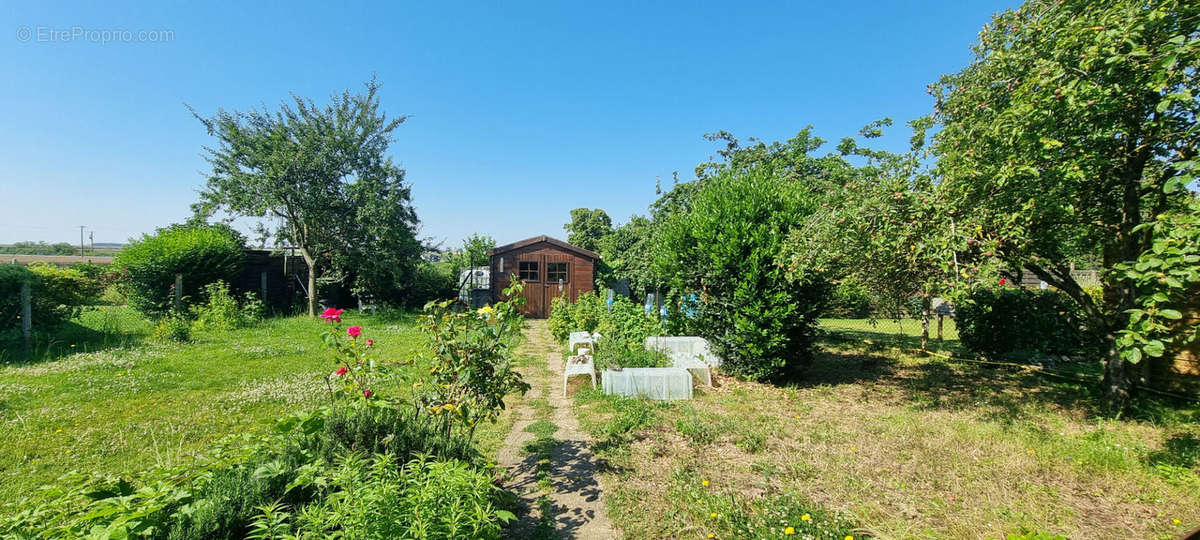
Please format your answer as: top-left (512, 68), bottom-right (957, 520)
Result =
top-left (563, 355), bottom-right (596, 396)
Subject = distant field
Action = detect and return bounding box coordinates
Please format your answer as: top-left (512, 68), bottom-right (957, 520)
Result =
top-left (1, 254), bottom-right (114, 265)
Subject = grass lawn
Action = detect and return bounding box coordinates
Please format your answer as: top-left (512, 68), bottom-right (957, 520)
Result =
top-left (819, 317), bottom-right (961, 353)
top-left (573, 338), bottom-right (1200, 539)
top-left (0, 306), bottom-right (520, 508)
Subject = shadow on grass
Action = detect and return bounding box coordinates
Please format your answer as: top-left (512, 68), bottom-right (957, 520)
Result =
top-left (807, 334), bottom-right (1200, 425)
top-left (1, 317), bottom-right (146, 365)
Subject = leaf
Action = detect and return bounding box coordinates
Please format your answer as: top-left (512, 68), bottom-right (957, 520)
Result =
top-left (1144, 340), bottom-right (1165, 358)
top-left (1125, 347), bottom-right (1143, 364)
top-left (1160, 309), bottom-right (1183, 320)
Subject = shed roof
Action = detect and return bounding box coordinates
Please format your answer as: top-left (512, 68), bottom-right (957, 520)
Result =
top-left (487, 235), bottom-right (599, 260)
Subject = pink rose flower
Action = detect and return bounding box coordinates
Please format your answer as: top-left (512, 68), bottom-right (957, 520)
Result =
top-left (362, 389), bottom-right (373, 398)
top-left (320, 308), bottom-right (344, 323)
top-left (366, 339), bottom-right (374, 348)
top-left (346, 326), bottom-right (362, 338)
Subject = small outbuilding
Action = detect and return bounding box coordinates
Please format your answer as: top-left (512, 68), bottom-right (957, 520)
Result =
top-left (488, 235), bottom-right (598, 318)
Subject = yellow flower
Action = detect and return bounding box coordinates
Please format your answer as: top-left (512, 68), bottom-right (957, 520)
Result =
top-left (1175, 519), bottom-right (1183, 525)
top-left (801, 513), bottom-right (811, 521)
top-left (64, 449), bottom-right (71, 454)
top-left (850, 445), bottom-right (856, 451)
top-left (710, 512), bottom-right (718, 518)
top-left (55, 428), bottom-right (62, 433)
top-left (70, 344), bottom-right (76, 348)
top-left (784, 526), bottom-right (795, 535)
top-left (707, 535), bottom-right (714, 539)
top-left (701, 480), bottom-right (709, 487)
top-left (845, 536), bottom-right (854, 540)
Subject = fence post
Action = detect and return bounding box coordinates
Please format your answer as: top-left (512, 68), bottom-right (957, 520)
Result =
top-left (936, 314), bottom-right (944, 342)
top-left (21, 281), bottom-right (32, 350)
top-left (260, 271), bottom-right (268, 301)
top-left (173, 274), bottom-right (183, 312)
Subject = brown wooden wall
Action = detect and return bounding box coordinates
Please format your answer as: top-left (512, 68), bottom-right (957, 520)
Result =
top-left (490, 242), bottom-right (595, 318)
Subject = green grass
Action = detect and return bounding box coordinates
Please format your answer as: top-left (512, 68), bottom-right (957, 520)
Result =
top-left (0, 307), bottom-right (430, 506)
top-left (573, 340), bottom-right (1200, 539)
top-left (819, 317), bottom-right (961, 352)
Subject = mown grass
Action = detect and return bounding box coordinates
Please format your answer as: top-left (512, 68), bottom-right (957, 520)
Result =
top-left (574, 339), bottom-right (1200, 539)
top-left (0, 306), bottom-right (447, 507)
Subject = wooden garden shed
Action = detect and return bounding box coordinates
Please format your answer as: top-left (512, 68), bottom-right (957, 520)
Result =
top-left (488, 235), bottom-right (598, 318)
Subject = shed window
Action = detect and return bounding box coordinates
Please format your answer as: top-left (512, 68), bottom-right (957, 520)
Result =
top-left (547, 262), bottom-right (568, 283)
top-left (518, 261), bottom-right (539, 281)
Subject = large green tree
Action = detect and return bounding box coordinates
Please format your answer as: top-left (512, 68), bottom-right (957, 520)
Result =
top-left (192, 79), bottom-right (420, 315)
top-left (784, 118), bottom-right (949, 349)
top-left (929, 0), bottom-right (1199, 410)
top-left (563, 208), bottom-right (613, 252)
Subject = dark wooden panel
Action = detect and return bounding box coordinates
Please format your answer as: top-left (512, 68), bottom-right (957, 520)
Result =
top-left (489, 239), bottom-right (598, 318)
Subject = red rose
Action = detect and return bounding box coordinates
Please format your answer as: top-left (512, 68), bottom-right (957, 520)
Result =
top-left (346, 326), bottom-right (362, 338)
top-left (999, 278), bottom-right (1008, 286)
top-left (335, 366), bottom-right (348, 376)
top-left (320, 308), bottom-right (344, 323)
top-left (362, 389), bottom-right (373, 398)
top-left (366, 339), bottom-right (374, 348)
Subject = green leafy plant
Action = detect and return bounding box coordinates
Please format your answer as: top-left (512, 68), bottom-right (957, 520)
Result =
top-left (152, 312), bottom-right (193, 343)
top-left (114, 224), bottom-right (245, 318)
top-left (192, 281), bottom-right (264, 331)
top-left (416, 278), bottom-right (531, 444)
top-left (1114, 199), bottom-right (1200, 366)
top-left (256, 453), bottom-right (512, 539)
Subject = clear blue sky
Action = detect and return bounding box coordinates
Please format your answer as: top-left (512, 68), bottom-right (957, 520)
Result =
top-left (1, 1), bottom-right (1014, 248)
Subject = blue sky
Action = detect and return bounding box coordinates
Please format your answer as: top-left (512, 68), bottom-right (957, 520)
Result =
top-left (1, 1), bottom-right (1014, 248)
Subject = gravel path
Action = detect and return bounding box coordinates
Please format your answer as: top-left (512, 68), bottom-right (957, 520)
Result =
top-left (498, 320), bottom-right (618, 539)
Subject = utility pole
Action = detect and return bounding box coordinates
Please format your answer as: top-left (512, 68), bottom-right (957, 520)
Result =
top-left (78, 226), bottom-right (86, 257)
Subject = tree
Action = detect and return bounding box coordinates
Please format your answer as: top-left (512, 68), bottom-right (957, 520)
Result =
top-left (192, 78), bottom-right (419, 315)
top-left (929, 0), bottom-right (1200, 410)
top-left (445, 233), bottom-right (496, 275)
top-left (784, 118), bottom-right (948, 349)
top-left (445, 233), bottom-right (496, 291)
top-left (597, 215), bottom-right (658, 298)
top-left (563, 208), bottom-right (612, 252)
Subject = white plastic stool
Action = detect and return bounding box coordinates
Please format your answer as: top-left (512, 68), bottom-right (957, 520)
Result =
top-left (564, 355), bottom-right (596, 396)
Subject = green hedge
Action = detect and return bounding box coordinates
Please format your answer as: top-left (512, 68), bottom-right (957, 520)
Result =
top-left (956, 286), bottom-right (1099, 361)
top-left (0, 264), bottom-right (99, 338)
top-left (114, 226), bottom-right (245, 317)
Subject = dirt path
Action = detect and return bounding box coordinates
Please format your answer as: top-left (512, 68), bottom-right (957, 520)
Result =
top-left (498, 320), bottom-right (618, 539)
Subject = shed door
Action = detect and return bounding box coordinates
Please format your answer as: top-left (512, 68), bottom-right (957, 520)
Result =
top-left (515, 253), bottom-right (545, 317)
top-left (544, 254), bottom-right (570, 317)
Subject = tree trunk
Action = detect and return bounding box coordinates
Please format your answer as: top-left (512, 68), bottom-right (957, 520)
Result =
top-left (1100, 331), bottom-right (1132, 414)
top-left (920, 294), bottom-right (931, 351)
top-left (299, 247), bottom-right (317, 317)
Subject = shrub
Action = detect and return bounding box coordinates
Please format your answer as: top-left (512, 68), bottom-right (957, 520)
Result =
top-left (956, 286), bottom-right (1099, 361)
top-left (0, 264), bottom-right (99, 339)
top-left (656, 167), bottom-right (831, 381)
top-left (192, 281), bottom-right (264, 331)
top-left (824, 279), bottom-right (873, 318)
top-left (152, 313), bottom-right (192, 343)
top-left (115, 225), bottom-right (245, 317)
top-left (266, 453), bottom-right (511, 539)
